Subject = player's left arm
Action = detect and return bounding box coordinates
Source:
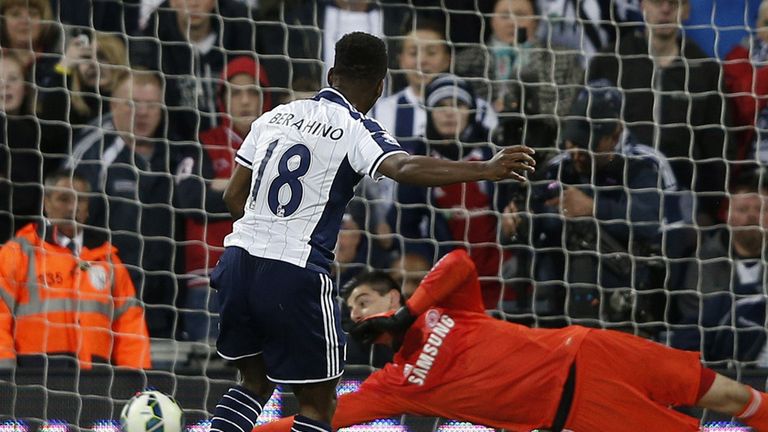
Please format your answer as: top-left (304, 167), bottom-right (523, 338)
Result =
top-left (223, 164), bottom-right (252, 221)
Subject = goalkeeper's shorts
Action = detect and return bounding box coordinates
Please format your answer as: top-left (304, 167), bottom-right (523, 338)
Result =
top-left (212, 246), bottom-right (346, 384)
top-left (565, 329), bottom-right (703, 432)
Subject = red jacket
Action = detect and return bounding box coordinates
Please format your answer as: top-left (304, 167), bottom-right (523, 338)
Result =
top-left (0, 224), bottom-right (151, 369)
top-left (333, 250), bottom-right (590, 431)
top-left (724, 43), bottom-right (768, 156)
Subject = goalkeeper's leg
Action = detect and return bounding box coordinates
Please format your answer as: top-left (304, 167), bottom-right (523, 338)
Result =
top-left (697, 370), bottom-right (768, 431)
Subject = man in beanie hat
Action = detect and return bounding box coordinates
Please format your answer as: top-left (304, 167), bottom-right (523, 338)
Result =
top-left (505, 79), bottom-right (689, 326)
top-left (390, 73), bottom-right (519, 309)
top-left (175, 55), bottom-right (272, 342)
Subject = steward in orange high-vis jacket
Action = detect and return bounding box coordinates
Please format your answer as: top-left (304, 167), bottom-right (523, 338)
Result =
top-left (0, 171), bottom-right (151, 369)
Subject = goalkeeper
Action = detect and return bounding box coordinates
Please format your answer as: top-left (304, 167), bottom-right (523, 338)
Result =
top-left (253, 249), bottom-right (768, 432)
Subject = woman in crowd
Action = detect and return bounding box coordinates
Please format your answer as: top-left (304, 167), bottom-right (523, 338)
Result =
top-left (0, 52), bottom-right (48, 242)
top-left (38, 31), bottom-right (128, 154)
top-left (455, 0), bottom-right (583, 153)
top-left (0, 0), bottom-right (59, 84)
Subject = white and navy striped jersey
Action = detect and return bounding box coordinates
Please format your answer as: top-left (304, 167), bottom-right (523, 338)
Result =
top-left (224, 88), bottom-right (407, 273)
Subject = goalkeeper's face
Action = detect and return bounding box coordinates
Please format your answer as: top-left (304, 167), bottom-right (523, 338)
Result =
top-left (346, 284), bottom-right (399, 323)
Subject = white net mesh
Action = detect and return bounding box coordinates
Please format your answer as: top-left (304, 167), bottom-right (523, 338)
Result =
top-left (0, 0), bottom-right (765, 430)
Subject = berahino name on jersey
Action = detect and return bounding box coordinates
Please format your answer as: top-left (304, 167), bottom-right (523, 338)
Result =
top-left (268, 112), bottom-right (345, 141)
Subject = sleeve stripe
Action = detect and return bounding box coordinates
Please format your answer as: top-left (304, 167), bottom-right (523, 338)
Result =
top-left (369, 150), bottom-right (408, 179)
top-left (235, 153), bottom-right (253, 167)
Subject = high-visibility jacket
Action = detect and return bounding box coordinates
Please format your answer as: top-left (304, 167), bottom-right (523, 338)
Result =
top-left (0, 223), bottom-right (151, 369)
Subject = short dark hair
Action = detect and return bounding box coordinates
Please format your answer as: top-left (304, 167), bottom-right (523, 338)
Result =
top-left (343, 270), bottom-right (401, 302)
top-left (401, 12), bottom-right (448, 42)
top-left (333, 32), bottom-right (388, 82)
top-left (730, 169), bottom-right (766, 195)
top-left (44, 169), bottom-right (90, 194)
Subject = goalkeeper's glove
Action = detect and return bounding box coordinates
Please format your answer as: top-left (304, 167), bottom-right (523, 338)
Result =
top-left (349, 306), bottom-right (417, 346)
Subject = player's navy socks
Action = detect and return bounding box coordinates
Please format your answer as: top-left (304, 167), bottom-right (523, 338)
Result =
top-left (292, 415), bottom-right (331, 432)
top-left (210, 385), bottom-right (267, 432)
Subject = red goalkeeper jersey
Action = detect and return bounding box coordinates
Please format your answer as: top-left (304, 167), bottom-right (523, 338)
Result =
top-left (333, 249), bottom-right (592, 431)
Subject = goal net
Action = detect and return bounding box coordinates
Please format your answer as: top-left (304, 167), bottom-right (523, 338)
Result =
top-left (0, 0), bottom-right (764, 430)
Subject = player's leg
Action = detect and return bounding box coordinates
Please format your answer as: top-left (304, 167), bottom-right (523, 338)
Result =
top-left (292, 378), bottom-right (341, 423)
top-left (257, 268), bottom-right (345, 432)
top-left (209, 247), bottom-right (275, 432)
top-left (697, 372), bottom-right (768, 432)
top-left (565, 329), bottom-right (702, 431)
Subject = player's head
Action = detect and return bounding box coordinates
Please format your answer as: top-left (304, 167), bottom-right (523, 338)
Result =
top-left (328, 32), bottom-right (388, 113)
top-left (344, 271), bottom-right (403, 323)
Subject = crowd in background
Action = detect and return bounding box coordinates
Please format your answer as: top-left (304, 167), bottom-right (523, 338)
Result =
top-left (1, 0), bottom-right (768, 370)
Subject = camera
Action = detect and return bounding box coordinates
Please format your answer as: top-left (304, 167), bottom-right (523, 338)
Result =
top-left (67, 27), bottom-right (91, 48)
top-left (530, 180), bottom-right (562, 203)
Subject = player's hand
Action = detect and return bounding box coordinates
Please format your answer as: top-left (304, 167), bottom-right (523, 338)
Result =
top-left (546, 186), bottom-right (594, 217)
top-left (482, 145), bottom-right (536, 182)
top-left (349, 306), bottom-right (416, 346)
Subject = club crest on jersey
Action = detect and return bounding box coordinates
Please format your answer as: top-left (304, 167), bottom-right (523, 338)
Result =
top-left (424, 309), bottom-right (441, 329)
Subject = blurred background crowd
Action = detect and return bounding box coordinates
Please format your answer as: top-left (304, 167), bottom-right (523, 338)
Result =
top-left (0, 0), bottom-right (767, 371)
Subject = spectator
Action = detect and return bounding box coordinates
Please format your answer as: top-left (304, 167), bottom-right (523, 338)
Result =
top-left (588, 0), bottom-right (728, 225)
top-left (0, 170), bottom-right (151, 370)
top-left (0, 0), bottom-right (59, 84)
top-left (39, 31), bottom-right (128, 158)
top-left (372, 17), bottom-right (497, 149)
top-left (389, 74), bottom-right (511, 309)
top-left (724, 0), bottom-right (768, 157)
top-left (506, 82), bottom-right (685, 326)
top-left (66, 70), bottom-right (188, 339)
top-left (672, 173), bottom-right (768, 363)
top-left (175, 55), bottom-right (272, 342)
top-left (50, 0), bottom-right (141, 35)
top-left (320, 0), bottom-right (383, 86)
top-left (134, 0), bottom-right (253, 139)
top-left (388, 251), bottom-right (431, 300)
top-left (0, 52), bottom-right (55, 243)
top-left (333, 213), bottom-right (368, 290)
top-left (247, 1), bottom-right (322, 91)
top-left (535, 0), bottom-right (642, 62)
top-left (455, 0), bottom-right (583, 152)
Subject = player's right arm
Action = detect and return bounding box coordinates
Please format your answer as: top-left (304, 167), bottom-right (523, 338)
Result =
top-left (377, 145), bottom-right (536, 186)
top-left (406, 249), bottom-right (485, 315)
top-left (223, 164), bottom-right (252, 221)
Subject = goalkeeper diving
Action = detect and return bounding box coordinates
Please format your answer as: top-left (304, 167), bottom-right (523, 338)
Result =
top-left (251, 249), bottom-right (768, 432)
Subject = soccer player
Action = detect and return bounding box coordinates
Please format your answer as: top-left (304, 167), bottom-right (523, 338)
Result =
top-left (251, 249), bottom-right (768, 432)
top-left (208, 31), bottom-right (536, 432)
